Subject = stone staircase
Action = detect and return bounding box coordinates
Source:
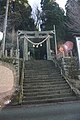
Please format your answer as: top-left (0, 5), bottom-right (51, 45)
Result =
top-left (22, 60), bottom-right (77, 105)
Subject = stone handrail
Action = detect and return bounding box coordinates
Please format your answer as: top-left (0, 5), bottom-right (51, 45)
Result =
top-left (52, 56), bottom-right (80, 97)
top-left (18, 59), bottom-right (24, 104)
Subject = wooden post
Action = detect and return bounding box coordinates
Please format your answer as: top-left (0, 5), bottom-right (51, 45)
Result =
top-left (46, 36), bottom-right (51, 60)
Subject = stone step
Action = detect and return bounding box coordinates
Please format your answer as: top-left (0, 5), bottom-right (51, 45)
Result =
top-left (23, 92), bottom-right (75, 101)
top-left (25, 69), bottom-right (59, 71)
top-left (25, 62), bottom-right (54, 65)
top-left (22, 60), bottom-right (77, 106)
top-left (22, 96), bottom-right (77, 105)
top-left (24, 68), bottom-right (60, 72)
top-left (24, 86), bottom-right (70, 92)
top-left (25, 61), bottom-right (54, 65)
top-left (24, 77), bottom-right (63, 82)
top-left (23, 81), bottom-right (67, 87)
top-left (24, 77), bottom-right (64, 81)
top-left (25, 64), bottom-right (54, 66)
top-left (24, 75), bottom-right (62, 79)
top-left (23, 83), bottom-right (69, 89)
top-left (25, 64), bottom-right (55, 68)
top-left (23, 89), bottom-right (72, 96)
top-left (25, 69), bottom-right (59, 72)
top-left (23, 79), bottom-right (66, 84)
top-left (24, 72), bottom-right (61, 76)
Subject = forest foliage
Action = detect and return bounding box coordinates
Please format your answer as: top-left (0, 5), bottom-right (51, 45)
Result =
top-left (0, 0), bottom-right (80, 43)
top-left (0, 0), bottom-right (36, 32)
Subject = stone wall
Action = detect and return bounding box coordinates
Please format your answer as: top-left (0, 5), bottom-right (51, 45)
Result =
top-left (0, 57), bottom-right (22, 106)
top-left (0, 61), bottom-right (17, 107)
top-left (57, 57), bottom-right (80, 96)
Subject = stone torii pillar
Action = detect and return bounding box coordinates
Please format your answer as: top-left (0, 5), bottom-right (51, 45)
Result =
top-left (24, 37), bottom-right (28, 61)
top-left (46, 36), bottom-right (51, 60)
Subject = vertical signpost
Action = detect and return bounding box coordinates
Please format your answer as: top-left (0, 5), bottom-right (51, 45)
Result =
top-left (76, 37), bottom-right (80, 69)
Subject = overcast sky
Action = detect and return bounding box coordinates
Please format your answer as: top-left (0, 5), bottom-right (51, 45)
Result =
top-left (56, 0), bottom-right (67, 10)
top-left (28, 0), bottom-right (67, 10)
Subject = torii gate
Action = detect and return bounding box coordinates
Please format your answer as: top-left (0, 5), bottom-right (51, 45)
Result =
top-left (17, 29), bottom-right (57, 61)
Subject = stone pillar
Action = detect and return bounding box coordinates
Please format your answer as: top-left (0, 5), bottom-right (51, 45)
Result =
top-left (17, 32), bottom-right (19, 59)
top-left (15, 49), bottom-right (18, 58)
top-left (70, 51), bottom-right (73, 57)
top-left (10, 49), bottom-right (13, 57)
top-left (0, 51), bottom-right (2, 58)
top-left (5, 50), bottom-right (8, 57)
top-left (24, 37), bottom-right (28, 61)
top-left (46, 37), bottom-right (51, 60)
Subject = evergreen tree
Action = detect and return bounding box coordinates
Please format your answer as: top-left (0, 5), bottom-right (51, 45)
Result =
top-left (40, 0), bottom-right (66, 41)
top-left (65, 0), bottom-right (80, 33)
top-left (0, 0), bottom-right (36, 52)
top-left (0, 0), bottom-right (36, 31)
